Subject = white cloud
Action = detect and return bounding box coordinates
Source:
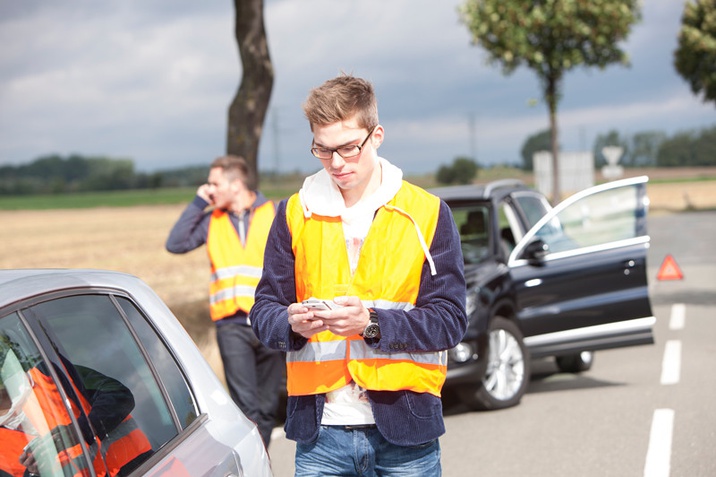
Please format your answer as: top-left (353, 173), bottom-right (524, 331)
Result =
top-left (0, 0), bottom-right (713, 173)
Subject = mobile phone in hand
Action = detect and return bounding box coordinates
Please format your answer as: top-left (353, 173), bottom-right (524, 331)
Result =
top-left (302, 298), bottom-right (334, 310)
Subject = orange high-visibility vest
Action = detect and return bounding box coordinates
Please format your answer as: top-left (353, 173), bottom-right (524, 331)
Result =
top-left (207, 201), bottom-right (275, 321)
top-left (0, 426), bottom-right (28, 476)
top-left (23, 368), bottom-right (151, 477)
top-left (26, 368), bottom-right (97, 476)
top-left (285, 181), bottom-right (448, 397)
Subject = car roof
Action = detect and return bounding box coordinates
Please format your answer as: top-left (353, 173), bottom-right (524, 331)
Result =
top-left (0, 269), bottom-right (144, 309)
top-left (430, 179), bottom-right (534, 202)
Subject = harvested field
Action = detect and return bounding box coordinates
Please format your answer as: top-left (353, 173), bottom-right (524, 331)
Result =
top-left (2, 170), bottom-right (715, 379)
top-left (645, 180), bottom-right (716, 212)
top-left (0, 204), bottom-right (225, 375)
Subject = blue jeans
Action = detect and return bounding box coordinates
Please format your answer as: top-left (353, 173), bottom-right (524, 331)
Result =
top-left (295, 425), bottom-right (441, 476)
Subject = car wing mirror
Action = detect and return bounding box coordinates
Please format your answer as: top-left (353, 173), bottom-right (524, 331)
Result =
top-left (521, 239), bottom-right (549, 265)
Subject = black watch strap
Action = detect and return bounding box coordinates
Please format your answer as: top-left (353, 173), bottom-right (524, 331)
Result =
top-left (363, 309), bottom-right (381, 339)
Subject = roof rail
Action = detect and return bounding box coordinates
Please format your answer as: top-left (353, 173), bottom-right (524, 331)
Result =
top-left (483, 179), bottom-right (526, 197)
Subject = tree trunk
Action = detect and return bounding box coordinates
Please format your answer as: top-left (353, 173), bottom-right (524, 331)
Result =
top-left (546, 76), bottom-right (560, 204)
top-left (228, 0), bottom-right (274, 182)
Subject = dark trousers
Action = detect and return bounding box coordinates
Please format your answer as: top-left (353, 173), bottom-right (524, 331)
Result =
top-left (216, 321), bottom-right (285, 448)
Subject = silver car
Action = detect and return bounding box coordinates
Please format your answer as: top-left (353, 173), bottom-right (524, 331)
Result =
top-left (0, 269), bottom-right (273, 477)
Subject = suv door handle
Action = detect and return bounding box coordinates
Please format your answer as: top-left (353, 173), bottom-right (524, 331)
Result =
top-left (623, 259), bottom-right (636, 275)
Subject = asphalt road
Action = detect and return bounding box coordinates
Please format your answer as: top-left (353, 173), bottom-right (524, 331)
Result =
top-left (266, 211), bottom-right (716, 477)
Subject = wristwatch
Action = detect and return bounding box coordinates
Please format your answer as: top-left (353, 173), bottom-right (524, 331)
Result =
top-left (362, 309), bottom-right (381, 339)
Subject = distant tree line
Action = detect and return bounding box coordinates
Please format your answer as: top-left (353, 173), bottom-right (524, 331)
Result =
top-left (436, 157), bottom-right (480, 185)
top-left (4, 122), bottom-right (716, 195)
top-left (0, 154), bottom-right (207, 195)
top-left (520, 124), bottom-right (716, 171)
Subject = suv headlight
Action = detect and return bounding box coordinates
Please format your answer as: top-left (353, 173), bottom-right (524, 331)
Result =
top-left (449, 342), bottom-right (475, 363)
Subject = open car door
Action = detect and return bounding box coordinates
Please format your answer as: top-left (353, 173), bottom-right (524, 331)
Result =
top-left (508, 176), bottom-right (655, 358)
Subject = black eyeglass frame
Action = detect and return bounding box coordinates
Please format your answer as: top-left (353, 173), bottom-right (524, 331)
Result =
top-left (310, 126), bottom-right (377, 160)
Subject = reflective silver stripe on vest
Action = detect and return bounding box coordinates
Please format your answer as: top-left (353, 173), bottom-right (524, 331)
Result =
top-left (289, 339), bottom-right (446, 366)
top-left (210, 285), bottom-right (256, 305)
top-left (31, 431), bottom-right (94, 474)
top-left (211, 265), bottom-right (263, 282)
top-left (287, 340), bottom-right (347, 363)
top-left (67, 452), bottom-right (93, 474)
top-left (98, 418), bottom-right (145, 460)
top-left (350, 340), bottom-right (447, 366)
top-left (289, 300), bottom-right (434, 364)
top-left (361, 299), bottom-right (414, 312)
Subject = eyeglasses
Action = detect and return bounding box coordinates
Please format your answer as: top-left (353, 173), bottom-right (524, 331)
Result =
top-left (310, 126), bottom-right (376, 160)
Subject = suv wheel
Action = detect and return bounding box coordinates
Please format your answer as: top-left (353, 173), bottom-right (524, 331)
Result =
top-left (458, 316), bottom-right (530, 410)
top-left (555, 351), bottom-right (594, 373)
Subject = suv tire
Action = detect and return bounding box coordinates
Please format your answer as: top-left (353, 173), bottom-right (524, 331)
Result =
top-left (457, 316), bottom-right (530, 410)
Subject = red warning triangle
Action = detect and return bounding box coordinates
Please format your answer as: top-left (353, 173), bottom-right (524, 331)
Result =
top-left (657, 254), bottom-right (683, 281)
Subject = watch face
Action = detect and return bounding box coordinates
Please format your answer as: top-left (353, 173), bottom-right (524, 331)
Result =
top-left (364, 323), bottom-right (380, 339)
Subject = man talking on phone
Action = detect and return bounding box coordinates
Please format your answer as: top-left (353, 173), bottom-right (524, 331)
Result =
top-left (166, 155), bottom-right (283, 448)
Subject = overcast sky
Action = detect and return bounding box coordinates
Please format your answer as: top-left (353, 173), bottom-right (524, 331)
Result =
top-left (1, 0), bottom-right (713, 175)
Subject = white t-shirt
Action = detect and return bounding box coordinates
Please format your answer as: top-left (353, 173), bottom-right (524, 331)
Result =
top-left (320, 202), bottom-right (376, 426)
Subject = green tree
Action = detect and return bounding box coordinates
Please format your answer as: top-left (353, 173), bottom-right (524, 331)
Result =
top-left (657, 125), bottom-right (716, 167)
top-left (459, 0), bottom-right (641, 201)
top-left (656, 132), bottom-right (694, 167)
top-left (520, 129), bottom-right (552, 171)
top-left (674, 0), bottom-right (716, 106)
top-left (227, 0), bottom-right (274, 181)
top-left (83, 158), bottom-right (136, 191)
top-left (629, 131), bottom-right (665, 167)
top-left (436, 157), bottom-right (480, 185)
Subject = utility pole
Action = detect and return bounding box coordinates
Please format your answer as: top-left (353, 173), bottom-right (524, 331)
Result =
top-left (271, 107), bottom-right (281, 174)
top-left (468, 112), bottom-right (477, 161)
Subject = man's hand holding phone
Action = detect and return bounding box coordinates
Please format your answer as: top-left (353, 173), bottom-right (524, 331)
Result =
top-left (301, 298), bottom-right (337, 310)
top-left (288, 296), bottom-right (369, 339)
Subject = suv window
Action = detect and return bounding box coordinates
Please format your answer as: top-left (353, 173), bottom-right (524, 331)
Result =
top-left (453, 205), bottom-right (491, 264)
top-left (534, 183), bottom-right (643, 254)
top-left (513, 193), bottom-right (550, 229)
top-left (497, 202), bottom-right (519, 255)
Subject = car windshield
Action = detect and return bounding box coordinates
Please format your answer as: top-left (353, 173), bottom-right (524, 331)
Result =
top-left (453, 205), bottom-right (491, 264)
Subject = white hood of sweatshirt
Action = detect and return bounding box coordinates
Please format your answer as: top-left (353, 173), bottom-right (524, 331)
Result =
top-left (298, 157), bottom-right (403, 220)
top-left (297, 157), bottom-right (437, 276)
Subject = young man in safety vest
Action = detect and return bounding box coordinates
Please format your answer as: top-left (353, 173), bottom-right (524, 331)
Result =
top-left (166, 155), bottom-right (284, 448)
top-left (250, 75), bottom-right (468, 475)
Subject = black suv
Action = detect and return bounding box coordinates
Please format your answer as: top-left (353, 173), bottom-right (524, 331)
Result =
top-left (432, 176), bottom-right (655, 410)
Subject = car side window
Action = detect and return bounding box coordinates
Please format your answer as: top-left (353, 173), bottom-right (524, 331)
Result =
top-left (534, 183), bottom-right (643, 254)
top-left (453, 205), bottom-right (491, 264)
top-left (513, 194), bottom-right (550, 229)
top-left (497, 203), bottom-right (520, 255)
top-left (1, 311), bottom-right (105, 476)
top-left (26, 294), bottom-right (193, 472)
top-left (116, 297), bottom-right (198, 428)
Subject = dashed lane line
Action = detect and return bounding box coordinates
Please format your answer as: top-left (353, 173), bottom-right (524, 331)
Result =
top-left (669, 303), bottom-right (685, 330)
top-left (644, 408), bottom-right (675, 477)
top-left (660, 340), bottom-right (681, 386)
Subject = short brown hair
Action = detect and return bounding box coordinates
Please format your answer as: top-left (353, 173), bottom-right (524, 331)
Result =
top-left (210, 155), bottom-right (257, 191)
top-left (302, 74), bottom-right (379, 131)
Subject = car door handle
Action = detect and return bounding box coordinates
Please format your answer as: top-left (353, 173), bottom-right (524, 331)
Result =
top-left (623, 259), bottom-right (636, 275)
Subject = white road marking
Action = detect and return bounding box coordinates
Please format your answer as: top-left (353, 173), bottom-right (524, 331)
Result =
top-left (669, 303), bottom-right (685, 330)
top-left (660, 340), bottom-right (681, 386)
top-left (644, 408), bottom-right (674, 477)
